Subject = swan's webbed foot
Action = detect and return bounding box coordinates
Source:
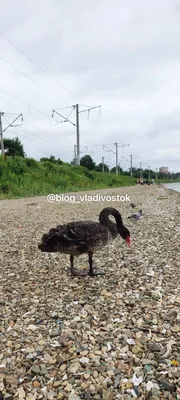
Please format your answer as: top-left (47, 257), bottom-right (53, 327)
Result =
top-left (70, 255), bottom-right (88, 276)
top-left (88, 269), bottom-right (106, 276)
top-left (70, 254), bottom-right (106, 278)
top-left (71, 268), bottom-right (88, 276)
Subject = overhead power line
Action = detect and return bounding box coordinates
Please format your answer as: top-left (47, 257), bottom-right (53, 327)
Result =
top-left (0, 94), bottom-right (59, 128)
top-left (1, 89), bottom-right (51, 119)
top-left (0, 56), bottom-right (64, 102)
top-left (0, 32), bottom-right (79, 101)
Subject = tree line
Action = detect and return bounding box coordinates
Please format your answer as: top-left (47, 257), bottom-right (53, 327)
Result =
top-left (0, 137), bottom-right (179, 180)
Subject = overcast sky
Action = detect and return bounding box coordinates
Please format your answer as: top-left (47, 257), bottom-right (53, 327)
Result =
top-left (0, 0), bottom-right (180, 172)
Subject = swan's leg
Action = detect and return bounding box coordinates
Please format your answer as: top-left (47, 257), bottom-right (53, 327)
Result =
top-left (70, 255), bottom-right (88, 276)
top-left (88, 252), bottom-right (106, 276)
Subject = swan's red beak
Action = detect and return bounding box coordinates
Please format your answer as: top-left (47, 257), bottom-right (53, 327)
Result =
top-left (125, 236), bottom-right (131, 246)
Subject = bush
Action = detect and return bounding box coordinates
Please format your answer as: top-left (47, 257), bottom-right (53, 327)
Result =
top-left (6, 156), bottom-right (27, 175)
top-left (25, 158), bottom-right (38, 168)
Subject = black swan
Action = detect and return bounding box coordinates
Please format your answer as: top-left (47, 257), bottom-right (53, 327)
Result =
top-left (38, 207), bottom-right (130, 276)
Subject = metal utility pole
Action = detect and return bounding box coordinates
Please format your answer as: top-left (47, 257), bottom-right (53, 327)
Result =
top-left (103, 143), bottom-right (130, 175)
top-left (52, 104), bottom-right (101, 166)
top-left (115, 142), bottom-right (118, 175)
top-left (76, 104), bottom-right (80, 165)
top-left (140, 162), bottom-right (142, 180)
top-left (130, 154), bottom-right (132, 177)
top-left (156, 167), bottom-right (158, 181)
top-left (0, 112), bottom-right (23, 156)
top-left (118, 162), bottom-right (121, 175)
top-left (74, 144), bottom-right (77, 163)
top-left (0, 112), bottom-right (4, 155)
top-left (102, 156), bottom-right (104, 173)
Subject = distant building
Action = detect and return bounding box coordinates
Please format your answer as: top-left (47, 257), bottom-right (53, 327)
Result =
top-left (159, 167), bottom-right (169, 174)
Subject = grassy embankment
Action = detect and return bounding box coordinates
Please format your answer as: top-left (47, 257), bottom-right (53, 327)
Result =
top-left (0, 156), bottom-right (137, 199)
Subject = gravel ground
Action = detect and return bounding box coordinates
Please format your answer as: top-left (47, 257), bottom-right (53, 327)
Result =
top-left (0, 185), bottom-right (180, 400)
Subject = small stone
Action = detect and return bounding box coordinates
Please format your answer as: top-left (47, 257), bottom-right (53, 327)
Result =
top-left (90, 385), bottom-right (96, 392)
top-left (68, 394), bottom-right (81, 400)
top-left (50, 329), bottom-right (60, 337)
top-left (80, 351), bottom-right (88, 356)
top-left (93, 370), bottom-right (98, 379)
top-left (102, 390), bottom-right (114, 400)
top-left (28, 324), bottom-right (38, 331)
top-left (73, 316), bottom-right (81, 322)
top-left (38, 339), bottom-right (46, 345)
top-left (16, 387), bottom-right (26, 399)
top-left (148, 343), bottom-right (161, 352)
top-left (4, 395), bottom-right (13, 400)
top-left (171, 359), bottom-right (179, 366)
top-left (53, 381), bottom-right (62, 387)
top-left (107, 370), bottom-right (115, 377)
top-left (80, 357), bottom-right (89, 364)
top-left (60, 364), bottom-right (66, 372)
top-left (31, 365), bottom-right (40, 375)
top-left (114, 374), bottom-right (121, 388)
top-left (68, 363), bottom-right (80, 374)
top-left (65, 383), bottom-right (73, 392)
top-left (141, 359), bottom-right (158, 366)
top-left (51, 312), bottom-right (58, 318)
top-left (81, 382), bottom-right (89, 389)
top-left (164, 309), bottom-right (178, 320)
top-left (33, 380), bottom-right (41, 388)
top-left (35, 346), bottom-right (44, 353)
top-left (171, 325), bottom-right (179, 332)
top-left (84, 374), bottom-right (90, 379)
top-left (132, 345), bottom-right (141, 354)
top-left (146, 392), bottom-right (158, 400)
top-left (84, 392), bottom-right (91, 400)
top-left (159, 380), bottom-right (176, 392)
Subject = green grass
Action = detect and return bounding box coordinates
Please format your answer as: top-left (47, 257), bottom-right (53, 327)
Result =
top-left (0, 156), bottom-right (136, 199)
top-left (156, 179), bottom-right (180, 184)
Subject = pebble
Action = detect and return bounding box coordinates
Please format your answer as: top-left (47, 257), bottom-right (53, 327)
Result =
top-left (68, 363), bottom-right (80, 374)
top-left (147, 343), bottom-right (161, 352)
top-left (164, 309), bottom-right (178, 321)
top-left (65, 383), bottom-right (73, 392)
top-left (80, 357), bottom-right (90, 364)
top-left (53, 381), bottom-right (62, 387)
top-left (30, 365), bottom-right (41, 375)
top-left (33, 380), bottom-right (41, 388)
top-left (68, 394), bottom-right (81, 400)
top-left (132, 345), bottom-right (141, 354)
top-left (141, 359), bottom-right (158, 366)
top-left (159, 380), bottom-right (176, 392)
top-left (114, 375), bottom-right (121, 388)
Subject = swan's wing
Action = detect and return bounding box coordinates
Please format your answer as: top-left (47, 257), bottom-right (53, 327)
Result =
top-left (57, 221), bottom-right (107, 244)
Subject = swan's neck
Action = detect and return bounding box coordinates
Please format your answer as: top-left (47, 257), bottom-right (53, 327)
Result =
top-left (99, 209), bottom-right (122, 239)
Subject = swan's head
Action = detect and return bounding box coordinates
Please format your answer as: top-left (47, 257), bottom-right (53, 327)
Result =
top-left (118, 225), bottom-right (131, 245)
top-left (38, 232), bottom-right (58, 252)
